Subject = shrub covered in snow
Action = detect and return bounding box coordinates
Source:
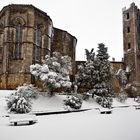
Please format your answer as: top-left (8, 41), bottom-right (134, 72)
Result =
top-left (7, 95), bottom-right (32, 113)
top-left (115, 69), bottom-right (127, 87)
top-left (95, 95), bottom-right (112, 108)
top-left (63, 95), bottom-right (82, 110)
top-left (125, 83), bottom-right (138, 97)
top-left (6, 84), bottom-right (38, 113)
top-left (82, 92), bottom-right (92, 100)
top-left (16, 84), bottom-right (39, 99)
top-left (117, 93), bottom-right (127, 103)
top-left (30, 52), bottom-right (72, 96)
top-left (134, 96), bottom-right (140, 103)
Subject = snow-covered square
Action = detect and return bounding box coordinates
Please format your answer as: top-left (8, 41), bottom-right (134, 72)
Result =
top-left (0, 90), bottom-right (140, 140)
top-left (1, 1), bottom-right (140, 140)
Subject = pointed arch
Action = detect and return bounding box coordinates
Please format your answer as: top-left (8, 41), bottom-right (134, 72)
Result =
top-left (12, 17), bottom-right (25, 59)
top-left (15, 23), bottom-right (22, 59)
top-left (0, 22), bottom-right (4, 62)
top-left (34, 25), bottom-right (42, 61)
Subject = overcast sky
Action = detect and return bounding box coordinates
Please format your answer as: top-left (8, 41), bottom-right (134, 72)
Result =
top-left (0, 0), bottom-right (140, 61)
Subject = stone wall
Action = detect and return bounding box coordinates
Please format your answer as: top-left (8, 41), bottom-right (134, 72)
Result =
top-left (110, 61), bottom-right (124, 94)
top-left (51, 28), bottom-right (77, 78)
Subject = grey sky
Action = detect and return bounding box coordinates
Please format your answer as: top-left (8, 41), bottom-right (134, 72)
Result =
top-left (0, 0), bottom-right (140, 61)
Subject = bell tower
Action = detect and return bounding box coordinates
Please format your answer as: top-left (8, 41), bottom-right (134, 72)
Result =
top-left (123, 3), bottom-right (140, 90)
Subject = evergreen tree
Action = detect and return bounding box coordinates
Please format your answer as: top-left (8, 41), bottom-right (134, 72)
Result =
top-left (93, 43), bottom-right (112, 97)
top-left (93, 43), bottom-right (113, 108)
top-left (75, 48), bottom-right (96, 90)
top-left (76, 43), bottom-right (113, 108)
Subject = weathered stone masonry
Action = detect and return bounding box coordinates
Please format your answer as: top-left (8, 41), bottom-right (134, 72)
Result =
top-left (0, 4), bottom-right (77, 89)
top-left (123, 3), bottom-right (140, 92)
top-left (1, 3), bottom-right (140, 95)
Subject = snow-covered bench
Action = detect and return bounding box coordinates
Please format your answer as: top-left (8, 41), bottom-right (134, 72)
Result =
top-left (9, 114), bottom-right (37, 126)
top-left (135, 105), bottom-right (140, 110)
top-left (98, 108), bottom-right (112, 114)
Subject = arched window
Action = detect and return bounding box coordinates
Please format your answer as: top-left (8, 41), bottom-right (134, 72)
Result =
top-left (15, 23), bottom-right (22, 59)
top-left (35, 27), bottom-right (41, 61)
top-left (0, 24), bottom-right (3, 62)
top-left (42, 36), bottom-right (50, 59)
top-left (12, 17), bottom-right (25, 59)
top-left (47, 24), bottom-right (52, 51)
top-left (0, 47), bottom-right (3, 62)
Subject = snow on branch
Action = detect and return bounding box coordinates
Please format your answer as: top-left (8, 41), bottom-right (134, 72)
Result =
top-left (30, 52), bottom-right (72, 95)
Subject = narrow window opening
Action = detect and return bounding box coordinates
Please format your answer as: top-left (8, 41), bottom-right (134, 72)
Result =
top-left (127, 27), bottom-right (130, 33)
top-left (15, 24), bottom-right (22, 59)
top-left (128, 43), bottom-right (131, 49)
top-left (126, 13), bottom-right (130, 19)
top-left (138, 43), bottom-right (140, 50)
top-left (36, 28), bottom-right (41, 46)
top-left (35, 27), bottom-right (41, 61)
top-left (0, 47), bottom-right (3, 62)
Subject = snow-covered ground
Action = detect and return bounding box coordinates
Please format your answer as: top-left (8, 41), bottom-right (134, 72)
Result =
top-left (0, 90), bottom-right (140, 140)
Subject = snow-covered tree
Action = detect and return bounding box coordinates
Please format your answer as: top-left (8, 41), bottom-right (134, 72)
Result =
top-left (115, 69), bottom-right (127, 89)
top-left (92, 43), bottom-right (113, 108)
top-left (76, 43), bottom-right (113, 108)
top-left (7, 84), bottom-right (38, 113)
top-left (16, 84), bottom-right (39, 99)
top-left (92, 43), bottom-right (112, 97)
top-left (30, 52), bottom-right (72, 96)
top-left (76, 48), bottom-right (96, 90)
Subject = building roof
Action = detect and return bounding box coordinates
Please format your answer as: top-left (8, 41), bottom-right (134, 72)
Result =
top-left (53, 27), bottom-right (77, 41)
top-left (0, 4), bottom-right (52, 22)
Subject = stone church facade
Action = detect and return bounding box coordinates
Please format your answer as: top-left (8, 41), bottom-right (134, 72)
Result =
top-left (0, 4), bottom-right (77, 89)
top-left (1, 3), bottom-right (140, 95)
